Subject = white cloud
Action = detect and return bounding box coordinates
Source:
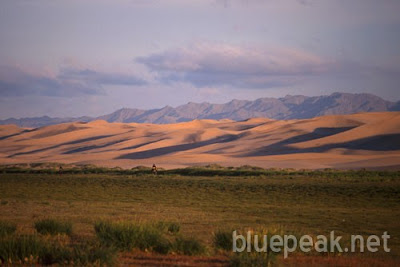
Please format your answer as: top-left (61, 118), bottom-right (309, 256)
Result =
top-left (0, 66), bottom-right (147, 97)
top-left (137, 43), bottom-right (331, 88)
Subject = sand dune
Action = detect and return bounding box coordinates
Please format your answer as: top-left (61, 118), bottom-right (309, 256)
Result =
top-left (0, 112), bottom-right (399, 170)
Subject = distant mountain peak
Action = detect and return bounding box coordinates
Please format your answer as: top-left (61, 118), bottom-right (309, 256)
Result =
top-left (1, 92), bottom-right (398, 127)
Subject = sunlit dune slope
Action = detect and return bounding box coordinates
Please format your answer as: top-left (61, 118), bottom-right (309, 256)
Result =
top-left (0, 112), bottom-right (399, 170)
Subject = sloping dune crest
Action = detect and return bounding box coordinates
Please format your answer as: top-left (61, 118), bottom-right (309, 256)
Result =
top-left (0, 112), bottom-right (399, 170)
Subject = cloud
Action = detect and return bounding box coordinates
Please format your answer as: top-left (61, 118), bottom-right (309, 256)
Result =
top-left (58, 68), bottom-right (147, 87)
top-left (136, 43), bottom-right (331, 88)
top-left (0, 66), bottom-right (147, 97)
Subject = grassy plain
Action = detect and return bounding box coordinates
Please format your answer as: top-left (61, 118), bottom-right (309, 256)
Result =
top-left (0, 165), bottom-right (399, 265)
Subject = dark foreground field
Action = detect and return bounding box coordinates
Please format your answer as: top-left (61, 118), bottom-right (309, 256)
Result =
top-left (0, 165), bottom-right (399, 266)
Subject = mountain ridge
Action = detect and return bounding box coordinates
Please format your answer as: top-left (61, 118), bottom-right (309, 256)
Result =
top-left (1, 92), bottom-right (399, 127)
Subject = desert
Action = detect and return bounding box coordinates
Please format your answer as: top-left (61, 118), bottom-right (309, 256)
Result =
top-left (1, 111), bottom-right (399, 170)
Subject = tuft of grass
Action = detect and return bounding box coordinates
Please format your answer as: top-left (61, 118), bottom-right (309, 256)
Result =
top-left (167, 222), bottom-right (180, 234)
top-left (0, 234), bottom-right (115, 265)
top-left (228, 227), bottom-right (298, 266)
top-left (228, 233), bottom-right (274, 267)
top-left (0, 221), bottom-right (17, 237)
top-left (34, 219), bottom-right (72, 236)
top-left (156, 221), bottom-right (181, 234)
top-left (0, 235), bottom-right (43, 265)
top-left (70, 239), bottom-right (116, 266)
top-left (94, 221), bottom-right (172, 254)
top-left (173, 236), bottom-right (205, 256)
top-left (94, 221), bottom-right (205, 256)
top-left (213, 230), bottom-right (233, 251)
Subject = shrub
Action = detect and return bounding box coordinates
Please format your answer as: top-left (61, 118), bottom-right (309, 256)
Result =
top-left (213, 230), bottom-right (232, 251)
top-left (71, 240), bottom-right (116, 266)
top-left (0, 235), bottom-right (115, 265)
top-left (173, 236), bottom-right (205, 256)
top-left (94, 221), bottom-right (172, 254)
top-left (156, 221), bottom-right (180, 234)
top-left (34, 219), bottom-right (72, 236)
top-left (228, 227), bottom-right (297, 266)
top-left (167, 222), bottom-right (180, 234)
top-left (0, 221), bottom-right (17, 237)
top-left (0, 235), bottom-right (43, 265)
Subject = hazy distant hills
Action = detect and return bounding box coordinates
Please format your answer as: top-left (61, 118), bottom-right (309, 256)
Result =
top-left (1, 92), bottom-right (399, 127)
top-left (0, 116), bottom-right (93, 128)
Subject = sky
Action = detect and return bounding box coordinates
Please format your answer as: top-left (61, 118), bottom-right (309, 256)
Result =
top-left (0, 0), bottom-right (399, 119)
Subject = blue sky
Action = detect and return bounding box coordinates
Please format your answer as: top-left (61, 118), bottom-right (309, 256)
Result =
top-left (0, 0), bottom-right (399, 119)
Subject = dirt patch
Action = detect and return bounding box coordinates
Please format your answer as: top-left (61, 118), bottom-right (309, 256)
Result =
top-left (119, 251), bottom-right (229, 266)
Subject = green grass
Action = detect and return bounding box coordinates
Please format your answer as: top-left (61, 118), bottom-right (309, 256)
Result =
top-left (0, 234), bottom-right (115, 265)
top-left (94, 221), bottom-right (171, 253)
top-left (0, 235), bottom-right (45, 265)
top-left (94, 220), bottom-right (204, 255)
top-left (213, 230), bottom-right (233, 251)
top-left (0, 219), bottom-right (114, 265)
top-left (155, 221), bottom-right (180, 234)
top-left (1, 163), bottom-right (399, 179)
top-left (0, 221), bottom-right (16, 237)
top-left (68, 239), bottom-right (116, 266)
top-left (0, 165), bottom-right (399, 263)
top-left (34, 219), bottom-right (72, 236)
top-left (167, 222), bottom-right (180, 234)
top-left (173, 236), bottom-right (206, 255)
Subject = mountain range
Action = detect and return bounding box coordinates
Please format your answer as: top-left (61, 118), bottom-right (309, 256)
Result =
top-left (1, 92), bottom-right (399, 127)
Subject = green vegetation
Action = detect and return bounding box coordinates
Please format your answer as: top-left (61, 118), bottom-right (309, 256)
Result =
top-left (227, 227), bottom-right (289, 266)
top-left (174, 236), bottom-right (206, 255)
top-left (94, 220), bottom-right (203, 255)
top-left (34, 219), bottom-right (72, 236)
top-left (154, 221), bottom-right (180, 234)
top-left (0, 221), bottom-right (16, 237)
top-left (166, 222), bottom-right (180, 234)
top-left (1, 162), bottom-right (399, 179)
top-left (94, 221), bottom-right (171, 253)
top-left (0, 234), bottom-right (115, 265)
top-left (0, 219), bottom-right (198, 265)
top-left (0, 164), bottom-right (399, 264)
top-left (214, 230), bottom-right (233, 251)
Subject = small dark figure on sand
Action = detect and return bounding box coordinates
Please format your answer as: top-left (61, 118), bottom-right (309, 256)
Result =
top-left (152, 164), bottom-right (157, 175)
top-left (59, 166), bottom-right (63, 175)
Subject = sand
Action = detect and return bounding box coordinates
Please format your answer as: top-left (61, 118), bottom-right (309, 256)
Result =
top-left (0, 112), bottom-right (399, 170)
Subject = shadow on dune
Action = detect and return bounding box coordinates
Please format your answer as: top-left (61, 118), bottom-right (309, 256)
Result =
top-left (31, 125), bottom-right (88, 139)
top-left (63, 138), bottom-right (129, 154)
top-left (0, 129), bottom-right (33, 141)
top-left (246, 132), bottom-right (400, 156)
top-left (244, 127), bottom-right (355, 156)
top-left (219, 122), bottom-right (271, 131)
top-left (9, 135), bottom-right (114, 157)
top-left (65, 135), bottom-right (114, 145)
top-left (117, 134), bottom-right (244, 159)
top-left (120, 138), bottom-right (169, 150)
